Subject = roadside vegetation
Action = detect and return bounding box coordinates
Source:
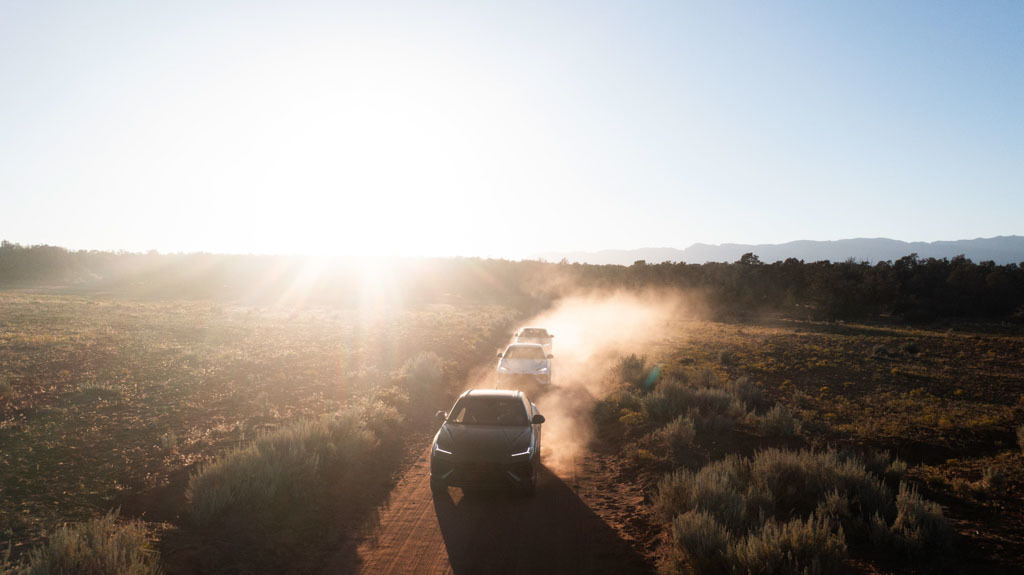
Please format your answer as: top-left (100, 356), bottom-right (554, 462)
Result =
top-left (0, 511), bottom-right (160, 575)
top-left (2, 245), bottom-right (1023, 573)
top-left (596, 320), bottom-right (1024, 573)
top-left (3, 241), bottom-right (1024, 322)
top-left (0, 292), bottom-right (513, 573)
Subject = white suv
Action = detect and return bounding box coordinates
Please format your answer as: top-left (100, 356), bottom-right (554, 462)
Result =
top-left (496, 343), bottom-right (553, 387)
top-left (513, 327), bottom-right (554, 353)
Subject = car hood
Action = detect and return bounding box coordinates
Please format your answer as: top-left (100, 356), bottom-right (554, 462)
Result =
top-left (440, 424), bottom-right (531, 462)
top-left (498, 359), bottom-right (549, 373)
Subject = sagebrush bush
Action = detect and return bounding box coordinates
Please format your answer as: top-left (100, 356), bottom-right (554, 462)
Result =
top-left (759, 404), bottom-right (801, 437)
top-left (187, 410), bottom-right (375, 526)
top-left (354, 394), bottom-right (405, 446)
top-left (656, 448), bottom-right (949, 573)
top-left (663, 416), bottom-right (696, 463)
top-left (792, 388), bottom-right (814, 409)
top-left (885, 458), bottom-right (908, 483)
top-left (856, 449), bottom-right (892, 478)
top-left (873, 482), bottom-right (953, 556)
top-left (184, 407), bottom-right (385, 572)
top-left (613, 353), bottom-right (649, 391)
top-left (669, 510), bottom-right (731, 574)
top-left (729, 514), bottom-right (847, 575)
top-left (1, 511), bottom-right (161, 575)
top-left (979, 466), bottom-right (1007, 494)
top-left (639, 375), bottom-right (747, 430)
top-left (401, 352), bottom-right (443, 394)
top-left (727, 376), bottom-right (764, 409)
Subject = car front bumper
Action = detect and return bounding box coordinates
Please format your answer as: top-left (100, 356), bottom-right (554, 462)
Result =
top-left (430, 456), bottom-right (537, 489)
top-left (496, 373), bottom-right (551, 387)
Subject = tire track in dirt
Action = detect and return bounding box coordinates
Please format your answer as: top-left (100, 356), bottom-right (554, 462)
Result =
top-left (340, 440), bottom-right (653, 575)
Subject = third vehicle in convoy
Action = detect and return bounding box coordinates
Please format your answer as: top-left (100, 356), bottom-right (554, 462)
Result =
top-left (513, 326), bottom-right (554, 353)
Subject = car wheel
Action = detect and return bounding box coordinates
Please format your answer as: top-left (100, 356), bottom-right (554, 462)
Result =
top-left (430, 478), bottom-right (447, 495)
top-left (521, 475), bottom-right (537, 497)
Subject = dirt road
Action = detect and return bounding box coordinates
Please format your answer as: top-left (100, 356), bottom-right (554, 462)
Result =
top-left (342, 446), bottom-right (653, 575)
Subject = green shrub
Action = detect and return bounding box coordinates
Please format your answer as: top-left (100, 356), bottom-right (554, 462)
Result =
top-left (184, 408), bottom-right (382, 571)
top-left (354, 395), bottom-right (405, 447)
top-left (1, 511), bottom-right (161, 575)
top-left (792, 388), bottom-right (814, 409)
top-left (401, 352), bottom-right (443, 395)
top-left (653, 456), bottom-right (750, 530)
top-left (885, 458), bottom-right (908, 483)
top-left (187, 410), bottom-right (374, 526)
top-left (159, 432), bottom-right (177, 454)
top-left (640, 377), bottom-right (746, 428)
top-left (618, 409), bottom-right (647, 426)
top-left (592, 397), bottom-right (622, 425)
top-left (759, 404), bottom-right (801, 437)
top-left (873, 482), bottom-right (952, 556)
top-left (857, 450), bottom-right (892, 478)
top-left (663, 416), bottom-right (696, 463)
top-left (727, 376), bottom-right (764, 410)
top-left (748, 449), bottom-right (892, 528)
top-left (656, 448), bottom-right (948, 573)
top-left (729, 514), bottom-right (847, 575)
top-left (640, 379), bottom-right (695, 423)
top-left (613, 353), bottom-right (649, 391)
top-left (979, 466), bottom-right (1007, 494)
top-left (669, 510), bottom-right (731, 574)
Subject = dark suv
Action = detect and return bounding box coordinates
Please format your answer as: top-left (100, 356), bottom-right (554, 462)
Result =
top-left (429, 389), bottom-right (545, 495)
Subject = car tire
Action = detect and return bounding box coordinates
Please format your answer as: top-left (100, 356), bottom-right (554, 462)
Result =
top-left (521, 476), bottom-right (537, 497)
top-left (430, 478), bottom-right (447, 495)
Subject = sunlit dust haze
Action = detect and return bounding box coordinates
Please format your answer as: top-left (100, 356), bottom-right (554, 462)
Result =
top-left (471, 288), bottom-right (696, 478)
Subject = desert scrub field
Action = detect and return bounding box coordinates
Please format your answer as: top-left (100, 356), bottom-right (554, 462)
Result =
top-left (0, 290), bottom-right (516, 570)
top-left (597, 317), bottom-right (1024, 573)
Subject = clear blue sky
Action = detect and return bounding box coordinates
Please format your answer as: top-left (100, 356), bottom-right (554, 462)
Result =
top-left (1, 1), bottom-right (1021, 258)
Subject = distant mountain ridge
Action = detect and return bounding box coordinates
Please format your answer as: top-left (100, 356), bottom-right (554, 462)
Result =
top-left (537, 236), bottom-right (1024, 266)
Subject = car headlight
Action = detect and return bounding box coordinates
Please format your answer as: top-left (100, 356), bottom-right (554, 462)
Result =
top-left (433, 442), bottom-right (453, 456)
top-left (510, 431), bottom-right (532, 457)
top-left (535, 367), bottom-right (548, 373)
top-left (498, 365), bottom-right (510, 372)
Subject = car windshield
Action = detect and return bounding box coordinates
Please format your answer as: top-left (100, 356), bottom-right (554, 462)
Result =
top-left (520, 329), bottom-right (548, 338)
top-left (504, 346), bottom-right (545, 360)
top-left (449, 397), bottom-right (529, 426)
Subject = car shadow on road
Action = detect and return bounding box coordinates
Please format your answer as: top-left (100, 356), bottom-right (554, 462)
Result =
top-left (432, 467), bottom-right (653, 575)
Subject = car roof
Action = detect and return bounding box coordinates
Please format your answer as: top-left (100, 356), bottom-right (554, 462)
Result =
top-left (518, 327), bottom-right (549, 333)
top-left (461, 388), bottom-right (522, 399)
top-left (505, 342), bottom-right (545, 349)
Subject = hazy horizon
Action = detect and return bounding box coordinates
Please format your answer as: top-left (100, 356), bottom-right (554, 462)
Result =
top-left (2, 1), bottom-right (1022, 259)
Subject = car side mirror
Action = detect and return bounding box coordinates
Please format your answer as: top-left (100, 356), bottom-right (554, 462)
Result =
top-left (496, 352), bottom-right (503, 358)
top-left (436, 411), bottom-right (447, 421)
top-left (547, 354), bottom-right (554, 359)
top-left (532, 414), bottom-right (546, 425)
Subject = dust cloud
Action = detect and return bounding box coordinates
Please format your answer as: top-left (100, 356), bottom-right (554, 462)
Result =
top-left (470, 288), bottom-right (696, 479)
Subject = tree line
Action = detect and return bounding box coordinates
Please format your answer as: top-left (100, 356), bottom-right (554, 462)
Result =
top-left (2, 240), bottom-right (1022, 321)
